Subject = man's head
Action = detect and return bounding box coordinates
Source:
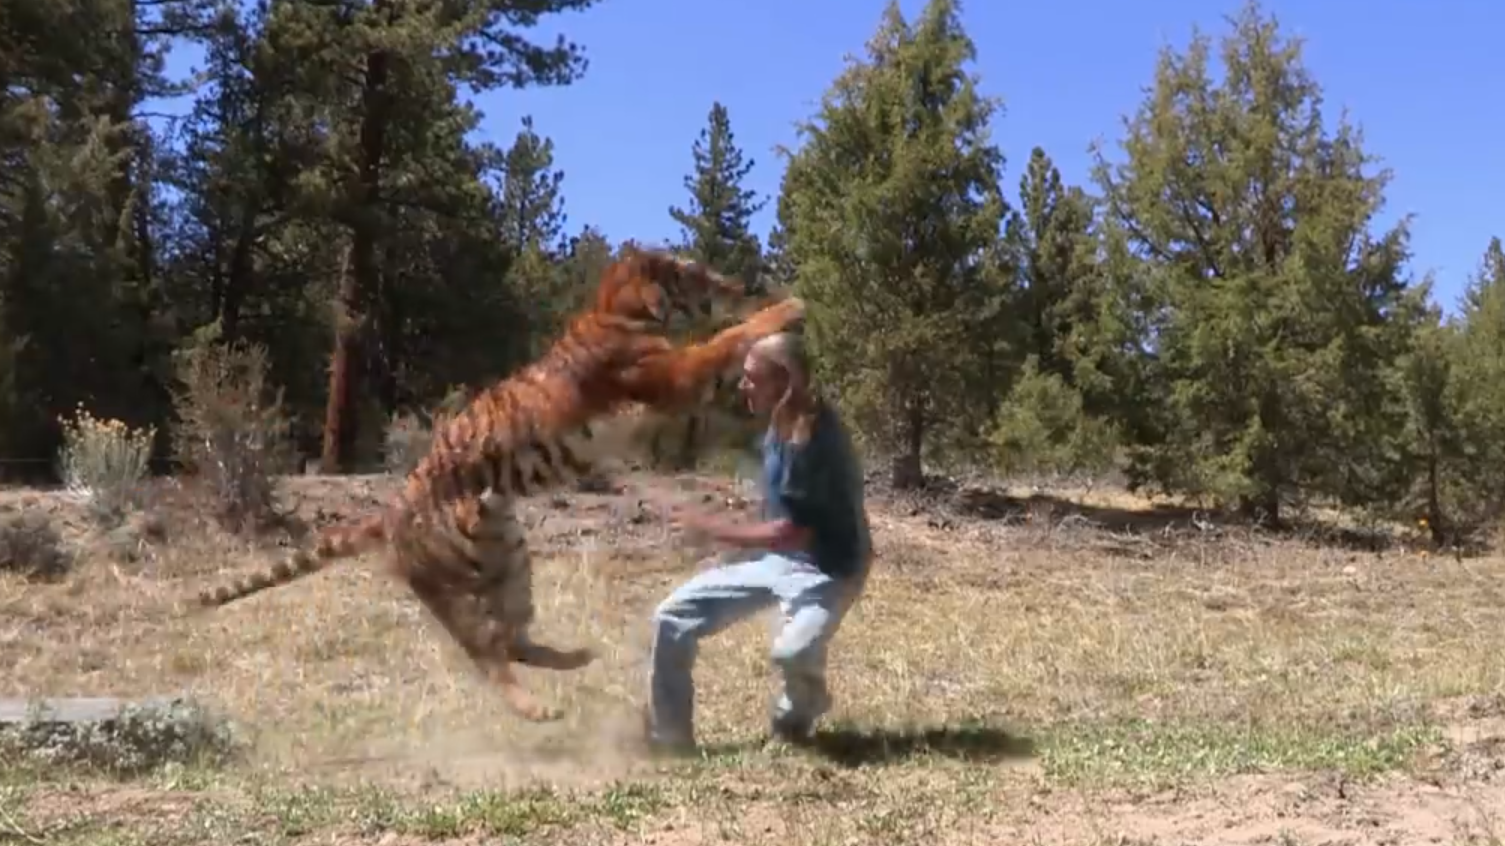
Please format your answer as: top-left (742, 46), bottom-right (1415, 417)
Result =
top-left (740, 332), bottom-right (811, 421)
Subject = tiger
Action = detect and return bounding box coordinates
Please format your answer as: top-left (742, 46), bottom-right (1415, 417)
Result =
top-left (191, 247), bottom-right (805, 722)
top-left (610, 379), bottom-right (759, 474)
top-left (620, 284), bottom-right (800, 474)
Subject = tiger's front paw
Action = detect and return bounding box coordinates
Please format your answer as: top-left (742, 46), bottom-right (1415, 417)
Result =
top-left (746, 297), bottom-right (805, 335)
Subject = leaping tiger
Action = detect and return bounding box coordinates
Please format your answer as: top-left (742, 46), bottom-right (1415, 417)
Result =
top-left (192, 247), bottom-right (805, 722)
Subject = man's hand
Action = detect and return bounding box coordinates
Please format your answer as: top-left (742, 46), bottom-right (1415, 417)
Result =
top-left (646, 491), bottom-right (715, 542)
top-left (643, 488), bottom-right (809, 552)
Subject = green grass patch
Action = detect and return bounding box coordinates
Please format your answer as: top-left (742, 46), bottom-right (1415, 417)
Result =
top-left (219, 779), bottom-right (666, 842)
top-left (1041, 717), bottom-right (1441, 787)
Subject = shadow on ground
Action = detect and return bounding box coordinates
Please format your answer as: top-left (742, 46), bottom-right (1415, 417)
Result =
top-left (802, 721), bottom-right (1035, 768)
top-left (890, 477), bottom-right (1484, 558)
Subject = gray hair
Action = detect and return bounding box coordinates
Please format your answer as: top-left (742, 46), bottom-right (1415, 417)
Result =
top-left (749, 331), bottom-right (809, 380)
top-left (748, 332), bottom-right (817, 443)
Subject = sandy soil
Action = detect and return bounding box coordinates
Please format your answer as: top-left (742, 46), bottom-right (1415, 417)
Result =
top-left (2, 468), bottom-right (1503, 845)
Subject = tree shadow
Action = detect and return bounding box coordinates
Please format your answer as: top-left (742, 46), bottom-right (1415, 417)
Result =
top-left (799, 721), bottom-right (1036, 768)
top-left (928, 482), bottom-right (1487, 557)
top-left (944, 484), bottom-right (1204, 534)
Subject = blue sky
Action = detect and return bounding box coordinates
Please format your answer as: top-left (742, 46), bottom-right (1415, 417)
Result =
top-left (161, 0), bottom-right (1502, 314)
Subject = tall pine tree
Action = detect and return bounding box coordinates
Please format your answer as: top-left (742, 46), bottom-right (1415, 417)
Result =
top-left (984, 146), bottom-right (1122, 484)
top-left (498, 115), bottom-right (570, 360)
top-left (1010, 147), bottom-right (1097, 383)
top-left (669, 101), bottom-right (765, 288)
top-left (658, 101), bottom-right (768, 468)
top-left (778, 0), bottom-right (1009, 487)
top-left (256, 0), bottom-right (602, 471)
top-left (1091, 0), bottom-right (1427, 522)
top-left (1447, 238), bottom-right (1505, 519)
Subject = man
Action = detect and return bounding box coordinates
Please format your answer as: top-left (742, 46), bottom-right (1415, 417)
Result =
top-left (644, 331), bottom-right (872, 753)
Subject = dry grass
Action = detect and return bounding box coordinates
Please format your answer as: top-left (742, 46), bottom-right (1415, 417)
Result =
top-left (1, 471), bottom-right (1504, 845)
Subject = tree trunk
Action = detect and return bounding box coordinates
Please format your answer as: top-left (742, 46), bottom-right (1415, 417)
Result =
top-left (320, 42), bottom-right (391, 473)
top-left (221, 216), bottom-right (255, 340)
top-left (1425, 434), bottom-right (1445, 546)
top-left (890, 397), bottom-right (925, 490)
top-left (374, 237), bottom-right (400, 412)
top-left (1238, 487), bottom-right (1281, 527)
top-left (321, 244), bottom-right (359, 473)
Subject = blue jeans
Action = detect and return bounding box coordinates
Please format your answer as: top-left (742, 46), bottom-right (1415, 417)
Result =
top-left (646, 550), bottom-right (867, 747)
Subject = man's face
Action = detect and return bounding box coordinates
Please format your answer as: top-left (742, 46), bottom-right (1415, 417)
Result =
top-left (738, 350), bottom-right (786, 416)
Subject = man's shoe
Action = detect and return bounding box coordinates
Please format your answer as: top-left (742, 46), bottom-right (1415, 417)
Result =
top-left (768, 712), bottom-right (817, 747)
top-left (640, 705), bottom-right (697, 758)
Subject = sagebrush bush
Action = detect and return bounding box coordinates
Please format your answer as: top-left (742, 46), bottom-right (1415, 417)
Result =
top-left (0, 511), bottom-right (72, 580)
top-left (383, 410), bottom-right (433, 475)
top-left (170, 326), bottom-right (295, 533)
top-left (56, 405), bottom-right (155, 525)
top-left (0, 697), bottom-right (241, 775)
top-left (382, 386), bottom-right (468, 475)
top-left (987, 356), bottom-right (1121, 488)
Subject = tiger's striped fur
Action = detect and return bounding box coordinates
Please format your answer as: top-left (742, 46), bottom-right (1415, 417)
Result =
top-left (193, 247), bottom-right (805, 722)
top-left (617, 286), bottom-right (800, 473)
top-left (611, 381), bottom-right (758, 473)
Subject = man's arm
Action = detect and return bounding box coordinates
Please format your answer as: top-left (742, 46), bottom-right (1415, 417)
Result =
top-left (610, 299), bottom-right (805, 408)
top-left (698, 516), bottom-right (810, 551)
top-left (684, 437), bottom-right (825, 552)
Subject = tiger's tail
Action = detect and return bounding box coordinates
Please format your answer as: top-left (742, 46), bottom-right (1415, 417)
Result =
top-left (195, 512), bottom-right (391, 608)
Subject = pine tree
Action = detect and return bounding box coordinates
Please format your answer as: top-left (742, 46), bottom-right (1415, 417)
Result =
top-left (498, 115), bottom-right (571, 360)
top-left (1090, 0), bottom-right (1427, 522)
top-left (498, 116), bottom-right (568, 255)
top-left (0, 0), bottom-right (202, 464)
top-left (1447, 237), bottom-right (1505, 520)
top-left (658, 102), bottom-right (769, 467)
top-left (778, 0), bottom-right (1008, 487)
top-left (668, 101), bottom-right (766, 288)
top-left (982, 146), bottom-right (1123, 482)
top-left (1010, 146), bottom-right (1097, 383)
top-left (257, 0), bottom-right (603, 471)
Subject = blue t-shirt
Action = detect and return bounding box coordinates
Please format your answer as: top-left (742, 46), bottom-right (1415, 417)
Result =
top-left (760, 402), bottom-right (870, 579)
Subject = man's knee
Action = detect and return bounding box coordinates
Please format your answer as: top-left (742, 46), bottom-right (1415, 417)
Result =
top-left (652, 583), bottom-right (701, 626)
top-left (650, 598), bottom-right (701, 657)
top-left (769, 610), bottom-right (834, 669)
top-left (650, 561), bottom-right (738, 637)
top-left (769, 638), bottom-right (815, 670)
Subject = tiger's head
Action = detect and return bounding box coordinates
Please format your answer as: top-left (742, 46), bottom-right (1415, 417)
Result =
top-left (594, 247), bottom-right (752, 329)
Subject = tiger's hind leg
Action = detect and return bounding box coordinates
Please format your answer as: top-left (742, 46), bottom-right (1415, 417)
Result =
top-left (512, 632), bottom-right (596, 671)
top-left (398, 487), bottom-right (597, 722)
top-left (388, 507), bottom-right (560, 723)
top-left (407, 575), bottom-right (565, 722)
top-left (472, 488), bottom-right (595, 673)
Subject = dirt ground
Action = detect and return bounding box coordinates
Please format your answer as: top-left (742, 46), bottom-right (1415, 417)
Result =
top-left (2, 468), bottom-right (1504, 845)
